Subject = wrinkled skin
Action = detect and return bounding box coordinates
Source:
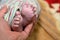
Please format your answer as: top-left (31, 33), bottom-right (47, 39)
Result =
top-left (11, 3), bottom-right (36, 32)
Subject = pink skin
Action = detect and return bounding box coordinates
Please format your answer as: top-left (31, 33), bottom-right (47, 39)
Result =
top-left (21, 3), bottom-right (36, 26)
top-left (11, 3), bottom-right (36, 32)
top-left (11, 11), bottom-right (23, 32)
top-left (22, 3), bottom-right (36, 20)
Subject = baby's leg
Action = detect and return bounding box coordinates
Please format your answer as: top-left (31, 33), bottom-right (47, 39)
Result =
top-left (11, 11), bottom-right (23, 32)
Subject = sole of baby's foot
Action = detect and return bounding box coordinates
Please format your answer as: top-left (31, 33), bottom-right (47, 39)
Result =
top-left (11, 11), bottom-right (23, 32)
top-left (22, 3), bottom-right (36, 21)
top-left (21, 3), bottom-right (37, 28)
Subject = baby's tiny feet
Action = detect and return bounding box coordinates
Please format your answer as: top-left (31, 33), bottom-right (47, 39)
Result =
top-left (11, 11), bottom-right (23, 32)
top-left (21, 2), bottom-right (36, 20)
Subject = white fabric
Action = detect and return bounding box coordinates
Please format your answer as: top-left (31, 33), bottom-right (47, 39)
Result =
top-left (0, 0), bottom-right (40, 24)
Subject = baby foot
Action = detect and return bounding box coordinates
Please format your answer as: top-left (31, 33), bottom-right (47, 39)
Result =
top-left (11, 11), bottom-right (23, 32)
top-left (21, 3), bottom-right (36, 26)
top-left (21, 2), bottom-right (36, 21)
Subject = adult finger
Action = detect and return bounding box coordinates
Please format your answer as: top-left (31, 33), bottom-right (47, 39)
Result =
top-left (0, 6), bottom-right (7, 18)
top-left (21, 23), bottom-right (33, 39)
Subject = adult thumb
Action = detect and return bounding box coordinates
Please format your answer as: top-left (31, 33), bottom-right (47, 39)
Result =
top-left (0, 6), bottom-right (8, 18)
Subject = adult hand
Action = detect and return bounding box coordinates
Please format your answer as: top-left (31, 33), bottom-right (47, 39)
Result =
top-left (0, 6), bottom-right (33, 40)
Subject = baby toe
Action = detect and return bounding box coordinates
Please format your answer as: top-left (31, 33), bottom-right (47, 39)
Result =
top-left (33, 7), bottom-right (36, 12)
top-left (14, 21), bottom-right (20, 25)
top-left (12, 24), bottom-right (19, 31)
top-left (15, 11), bottom-right (21, 16)
top-left (30, 5), bottom-right (36, 12)
top-left (13, 17), bottom-right (20, 21)
top-left (12, 18), bottom-right (20, 27)
top-left (16, 15), bottom-right (23, 22)
top-left (12, 24), bottom-right (19, 28)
